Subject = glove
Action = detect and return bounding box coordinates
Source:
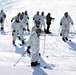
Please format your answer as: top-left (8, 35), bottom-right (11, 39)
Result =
top-left (28, 17), bottom-right (29, 19)
top-left (60, 23), bottom-right (62, 26)
top-left (33, 18), bottom-right (34, 20)
top-left (4, 14), bottom-right (6, 18)
top-left (12, 32), bottom-right (14, 36)
top-left (13, 30), bottom-right (15, 32)
top-left (26, 23), bottom-right (28, 25)
top-left (39, 19), bottom-right (40, 20)
top-left (71, 23), bottom-right (73, 25)
top-left (27, 46), bottom-right (31, 50)
top-left (26, 46), bottom-right (31, 54)
top-left (44, 29), bottom-right (46, 32)
top-left (53, 18), bottom-right (55, 20)
top-left (11, 20), bottom-right (13, 22)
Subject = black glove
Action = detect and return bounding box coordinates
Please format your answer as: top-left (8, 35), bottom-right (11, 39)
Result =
top-left (53, 18), bottom-right (55, 20)
top-left (28, 17), bottom-right (29, 19)
top-left (26, 46), bottom-right (31, 54)
top-left (12, 32), bottom-right (14, 36)
top-left (4, 14), bottom-right (6, 18)
top-left (26, 23), bottom-right (28, 25)
top-left (60, 23), bottom-right (62, 26)
top-left (44, 29), bottom-right (46, 32)
top-left (71, 23), bottom-right (73, 25)
top-left (27, 46), bottom-right (31, 50)
top-left (39, 19), bottom-right (40, 20)
top-left (11, 20), bottom-right (13, 22)
top-left (33, 18), bottom-right (34, 20)
top-left (13, 30), bottom-right (15, 32)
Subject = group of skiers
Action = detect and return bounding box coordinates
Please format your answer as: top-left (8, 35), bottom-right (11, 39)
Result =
top-left (26, 11), bottom-right (74, 67)
top-left (11, 11), bottom-right (55, 46)
top-left (0, 10), bottom-right (74, 67)
top-left (11, 11), bottom-right (30, 46)
top-left (33, 11), bottom-right (55, 33)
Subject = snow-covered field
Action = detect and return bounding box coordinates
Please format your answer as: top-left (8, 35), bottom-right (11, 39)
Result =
top-left (0, 0), bottom-right (76, 75)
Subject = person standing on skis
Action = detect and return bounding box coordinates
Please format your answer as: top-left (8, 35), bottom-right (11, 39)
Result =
top-left (0, 10), bottom-right (6, 30)
top-left (40, 12), bottom-right (46, 32)
top-left (11, 13), bottom-right (24, 46)
top-left (26, 28), bottom-right (42, 67)
top-left (60, 12), bottom-right (73, 42)
top-left (22, 11), bottom-right (30, 32)
top-left (46, 13), bottom-right (55, 33)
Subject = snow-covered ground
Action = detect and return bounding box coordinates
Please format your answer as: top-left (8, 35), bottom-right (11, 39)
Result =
top-left (0, 0), bottom-right (76, 75)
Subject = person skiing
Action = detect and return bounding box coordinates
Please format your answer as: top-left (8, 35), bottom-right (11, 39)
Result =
top-left (20, 11), bottom-right (30, 33)
top-left (11, 13), bottom-right (24, 46)
top-left (60, 12), bottom-right (73, 42)
top-left (33, 11), bottom-right (41, 23)
top-left (23, 11), bottom-right (30, 32)
top-left (46, 13), bottom-right (55, 33)
top-left (26, 28), bottom-right (42, 67)
top-left (0, 10), bottom-right (6, 30)
top-left (40, 12), bottom-right (46, 32)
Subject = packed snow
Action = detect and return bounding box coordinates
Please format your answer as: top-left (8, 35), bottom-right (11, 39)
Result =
top-left (0, 0), bottom-right (76, 75)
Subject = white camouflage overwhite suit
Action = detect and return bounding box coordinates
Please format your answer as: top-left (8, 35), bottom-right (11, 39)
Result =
top-left (40, 15), bottom-right (46, 30)
top-left (21, 14), bottom-right (29, 30)
top-left (0, 11), bottom-right (6, 29)
top-left (11, 20), bottom-right (23, 41)
top-left (27, 32), bottom-right (40, 62)
top-left (33, 14), bottom-right (40, 21)
top-left (60, 15), bottom-right (73, 37)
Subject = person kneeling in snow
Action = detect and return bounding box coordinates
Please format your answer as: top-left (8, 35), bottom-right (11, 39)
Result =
top-left (26, 28), bottom-right (42, 67)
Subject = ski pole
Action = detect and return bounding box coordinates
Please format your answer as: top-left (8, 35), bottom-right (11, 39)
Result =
top-left (56, 26), bottom-right (61, 41)
top-left (43, 32), bottom-right (46, 54)
top-left (14, 51), bottom-right (27, 66)
top-left (52, 20), bottom-right (55, 33)
top-left (70, 24), bottom-right (76, 37)
top-left (72, 25), bottom-right (75, 33)
top-left (5, 18), bottom-right (9, 30)
top-left (72, 25), bottom-right (76, 37)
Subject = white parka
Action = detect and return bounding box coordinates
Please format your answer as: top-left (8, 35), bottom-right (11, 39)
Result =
top-left (40, 15), bottom-right (46, 29)
top-left (22, 14), bottom-right (29, 23)
top-left (31, 26), bottom-right (37, 33)
top-left (21, 14), bottom-right (29, 29)
top-left (12, 21), bottom-right (23, 34)
top-left (60, 15), bottom-right (73, 37)
top-left (60, 15), bottom-right (73, 29)
top-left (27, 32), bottom-right (40, 53)
top-left (33, 14), bottom-right (40, 21)
top-left (11, 21), bottom-right (23, 40)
